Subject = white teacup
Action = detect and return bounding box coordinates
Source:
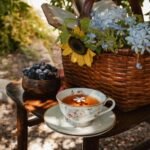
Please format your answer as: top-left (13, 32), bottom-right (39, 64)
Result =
top-left (56, 88), bottom-right (115, 127)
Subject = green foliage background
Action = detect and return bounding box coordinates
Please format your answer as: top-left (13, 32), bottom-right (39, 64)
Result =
top-left (50, 0), bottom-right (73, 12)
top-left (0, 0), bottom-right (146, 55)
top-left (0, 0), bottom-right (54, 55)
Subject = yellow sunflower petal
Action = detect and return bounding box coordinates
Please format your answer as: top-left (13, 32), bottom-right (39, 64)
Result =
top-left (61, 44), bottom-right (67, 50)
top-left (84, 50), bottom-right (92, 67)
top-left (62, 44), bottom-right (72, 56)
top-left (84, 50), bottom-right (96, 67)
top-left (73, 27), bottom-right (84, 37)
top-left (62, 48), bottom-right (72, 56)
top-left (89, 49), bottom-right (96, 57)
top-left (71, 52), bottom-right (78, 63)
top-left (77, 54), bottom-right (85, 66)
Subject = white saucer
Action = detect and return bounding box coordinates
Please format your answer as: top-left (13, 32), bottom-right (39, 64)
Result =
top-left (44, 105), bottom-right (116, 137)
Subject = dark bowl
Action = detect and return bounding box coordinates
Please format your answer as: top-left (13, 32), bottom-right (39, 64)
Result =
top-left (22, 75), bottom-right (61, 96)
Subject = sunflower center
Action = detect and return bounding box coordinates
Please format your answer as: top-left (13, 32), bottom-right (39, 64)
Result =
top-left (68, 37), bottom-right (87, 55)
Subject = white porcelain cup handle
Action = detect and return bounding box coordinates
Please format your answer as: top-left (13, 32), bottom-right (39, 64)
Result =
top-left (98, 97), bottom-right (116, 116)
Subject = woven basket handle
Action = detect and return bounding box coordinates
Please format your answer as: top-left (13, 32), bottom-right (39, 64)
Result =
top-left (79, 0), bottom-right (95, 18)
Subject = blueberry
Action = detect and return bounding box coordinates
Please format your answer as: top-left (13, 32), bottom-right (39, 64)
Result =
top-left (51, 66), bottom-right (57, 72)
top-left (36, 69), bottom-right (42, 74)
top-left (45, 64), bottom-right (52, 70)
top-left (48, 71), bottom-right (53, 76)
top-left (22, 68), bottom-right (30, 76)
top-left (28, 72), bottom-right (36, 79)
top-left (40, 65), bottom-right (46, 71)
top-left (47, 71), bottom-right (56, 78)
top-left (30, 68), bottom-right (36, 73)
top-left (43, 69), bottom-right (49, 75)
top-left (39, 72), bottom-right (45, 80)
top-left (32, 64), bottom-right (40, 69)
top-left (23, 63), bottom-right (58, 80)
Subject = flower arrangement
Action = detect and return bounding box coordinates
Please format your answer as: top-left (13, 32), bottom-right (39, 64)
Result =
top-left (59, 6), bottom-right (150, 67)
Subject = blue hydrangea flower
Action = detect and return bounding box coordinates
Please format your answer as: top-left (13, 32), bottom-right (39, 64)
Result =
top-left (88, 6), bottom-right (150, 55)
top-left (124, 16), bottom-right (136, 26)
top-left (136, 62), bottom-right (143, 69)
top-left (86, 33), bottom-right (96, 43)
top-left (90, 7), bottom-right (127, 30)
top-left (102, 42), bottom-right (109, 50)
top-left (102, 41), bottom-right (114, 50)
top-left (126, 22), bottom-right (150, 54)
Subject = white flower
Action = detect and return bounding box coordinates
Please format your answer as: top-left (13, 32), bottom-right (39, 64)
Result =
top-left (73, 97), bottom-right (86, 103)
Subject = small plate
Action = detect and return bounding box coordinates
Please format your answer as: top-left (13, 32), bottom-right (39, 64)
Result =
top-left (44, 105), bottom-right (116, 137)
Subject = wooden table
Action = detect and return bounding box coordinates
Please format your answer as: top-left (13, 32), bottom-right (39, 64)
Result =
top-left (6, 81), bottom-right (150, 150)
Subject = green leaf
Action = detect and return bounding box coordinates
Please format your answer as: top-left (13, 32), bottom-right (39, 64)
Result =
top-left (0, 0), bottom-right (55, 55)
top-left (80, 18), bottom-right (90, 32)
top-left (19, 1), bottom-right (30, 11)
top-left (59, 25), bottom-right (70, 43)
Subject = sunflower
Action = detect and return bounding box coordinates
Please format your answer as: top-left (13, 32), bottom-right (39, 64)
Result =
top-left (61, 27), bottom-right (95, 67)
top-left (73, 26), bottom-right (84, 37)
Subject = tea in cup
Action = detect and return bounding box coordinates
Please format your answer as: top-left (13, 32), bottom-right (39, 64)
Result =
top-left (56, 88), bottom-right (115, 127)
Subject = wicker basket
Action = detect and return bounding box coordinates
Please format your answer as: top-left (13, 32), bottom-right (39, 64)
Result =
top-left (41, 1), bottom-right (150, 111)
top-left (62, 49), bottom-right (150, 111)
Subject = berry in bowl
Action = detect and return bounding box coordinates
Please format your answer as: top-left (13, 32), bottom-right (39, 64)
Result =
top-left (22, 62), bottom-right (61, 96)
